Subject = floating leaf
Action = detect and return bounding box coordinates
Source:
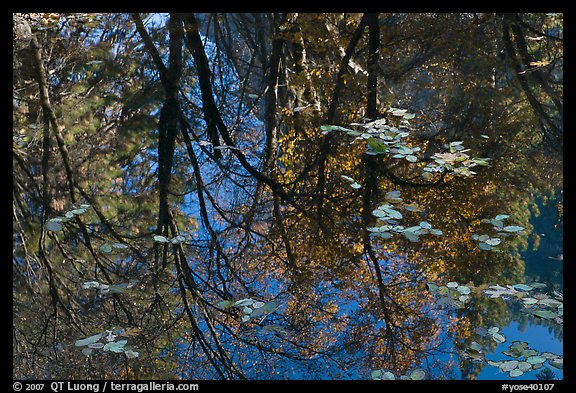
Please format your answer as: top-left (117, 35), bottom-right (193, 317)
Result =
top-left (46, 219), bottom-right (63, 232)
top-left (549, 358), bottom-right (563, 369)
top-left (241, 315), bottom-right (250, 323)
top-left (109, 283), bottom-right (129, 294)
top-left (371, 370), bottom-right (383, 379)
top-left (405, 154), bottom-right (418, 162)
top-left (522, 297), bottom-right (538, 306)
top-left (513, 284), bottom-right (533, 292)
top-left (518, 362), bottom-right (532, 372)
top-left (457, 286), bottom-right (471, 295)
top-left (526, 356), bottom-right (546, 365)
top-left (502, 225), bottom-right (525, 233)
top-left (88, 342), bottom-right (105, 349)
top-left (499, 360), bottom-right (519, 372)
top-left (469, 342), bottom-right (482, 352)
top-left (153, 235), bottom-right (169, 243)
top-left (419, 221), bottom-right (432, 229)
top-left (409, 369), bottom-right (425, 380)
top-left (103, 340), bottom-right (127, 353)
top-left (75, 333), bottom-right (104, 347)
top-left (350, 182), bottom-right (362, 189)
top-left (99, 244), bottom-right (113, 253)
top-left (170, 235), bottom-right (186, 244)
top-left (82, 281), bottom-right (101, 289)
top-left (509, 369), bottom-right (524, 378)
top-left (70, 208), bottom-right (86, 215)
top-left (429, 228), bottom-right (443, 236)
top-left (446, 282), bottom-right (459, 288)
top-left (485, 238), bottom-right (502, 246)
top-left (234, 298), bottom-right (255, 307)
top-left (478, 242), bottom-right (493, 251)
top-left (531, 310), bottom-right (558, 319)
top-left (261, 302), bottom-right (277, 313)
top-left (492, 333), bottom-right (506, 344)
top-left (81, 348), bottom-right (93, 356)
top-left (111, 243), bottom-right (129, 249)
top-left (124, 350), bottom-right (140, 359)
top-left (488, 326), bottom-right (500, 335)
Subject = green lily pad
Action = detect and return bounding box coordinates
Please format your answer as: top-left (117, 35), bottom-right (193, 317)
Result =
top-left (531, 310), bottom-right (558, 319)
top-left (409, 369), bottom-right (425, 380)
top-left (492, 332), bottom-right (506, 344)
top-left (124, 349), bottom-right (140, 359)
top-left (500, 360), bottom-right (519, 372)
top-left (518, 362), bottom-right (532, 372)
top-left (526, 356), bottom-right (546, 365)
top-left (457, 286), bottom-right (471, 295)
top-left (46, 219), bottom-right (63, 232)
top-left (513, 284), bottom-right (533, 291)
top-left (99, 244), bottom-right (113, 253)
top-left (234, 298), bottom-right (256, 307)
top-left (509, 368), bottom-right (524, 378)
top-left (549, 358), bottom-right (563, 369)
top-left (103, 339), bottom-right (127, 353)
top-left (503, 225), bottom-right (525, 232)
top-left (153, 235), bottom-right (169, 243)
top-left (75, 333), bottom-right (104, 347)
top-left (446, 282), bottom-right (459, 288)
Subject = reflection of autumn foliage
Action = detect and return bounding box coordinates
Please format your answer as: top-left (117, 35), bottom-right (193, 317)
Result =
top-left (13, 12), bottom-right (561, 379)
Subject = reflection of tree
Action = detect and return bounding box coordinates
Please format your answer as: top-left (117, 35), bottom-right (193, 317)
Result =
top-left (13, 13), bottom-right (561, 379)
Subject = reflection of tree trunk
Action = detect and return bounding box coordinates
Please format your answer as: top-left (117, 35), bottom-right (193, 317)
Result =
top-left (501, 14), bottom-right (562, 149)
top-left (183, 14), bottom-right (223, 160)
top-left (315, 14), bottom-right (369, 226)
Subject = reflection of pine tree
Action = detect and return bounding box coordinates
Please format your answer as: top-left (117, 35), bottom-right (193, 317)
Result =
top-left (536, 367), bottom-right (556, 380)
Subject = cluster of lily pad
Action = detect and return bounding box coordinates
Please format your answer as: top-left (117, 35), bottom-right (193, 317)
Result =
top-left (75, 327), bottom-right (140, 358)
top-left (426, 281), bottom-right (472, 309)
top-left (320, 113), bottom-right (419, 163)
top-left (371, 368), bottom-right (425, 380)
top-left (153, 234), bottom-right (186, 244)
top-left (422, 141), bottom-right (491, 179)
top-left (487, 341), bottom-right (563, 378)
top-left (368, 190), bottom-right (443, 242)
top-left (46, 204), bottom-right (91, 232)
top-left (472, 214), bottom-right (525, 251)
top-left (217, 298), bottom-right (277, 323)
top-left (482, 282), bottom-right (563, 325)
top-left (82, 280), bottom-right (135, 296)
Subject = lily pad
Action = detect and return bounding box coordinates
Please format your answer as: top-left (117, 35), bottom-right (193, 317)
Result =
top-left (526, 356), bottom-right (546, 365)
top-left (502, 225), bottom-right (525, 233)
top-left (531, 310), bottom-right (558, 319)
top-left (103, 340), bottom-right (128, 353)
top-left (549, 358), bottom-right (563, 369)
top-left (509, 368), bottom-right (524, 378)
top-left (500, 360), bottom-right (519, 372)
top-left (234, 298), bottom-right (256, 307)
top-left (457, 286), bottom-right (471, 295)
top-left (409, 369), bottom-right (425, 380)
top-left (124, 350), bottom-right (140, 359)
top-left (518, 362), bottom-right (532, 372)
top-left (75, 333), bottom-right (104, 347)
top-left (46, 220), bottom-right (63, 232)
top-left (513, 284), bottom-right (533, 292)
